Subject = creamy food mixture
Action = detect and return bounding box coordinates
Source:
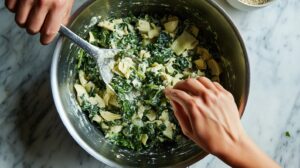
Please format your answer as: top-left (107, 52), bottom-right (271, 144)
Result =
top-left (74, 14), bottom-right (223, 150)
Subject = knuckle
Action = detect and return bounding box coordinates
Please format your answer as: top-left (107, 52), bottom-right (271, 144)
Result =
top-left (186, 78), bottom-right (196, 86)
top-left (26, 27), bottom-right (39, 35)
top-left (52, 0), bottom-right (66, 9)
top-left (225, 91), bottom-right (234, 99)
top-left (204, 92), bottom-right (217, 104)
top-left (24, 0), bottom-right (35, 5)
top-left (186, 98), bottom-right (196, 107)
top-left (36, 0), bottom-right (49, 7)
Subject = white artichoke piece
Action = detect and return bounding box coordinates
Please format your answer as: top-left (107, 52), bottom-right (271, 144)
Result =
top-left (98, 19), bottom-right (123, 31)
top-left (110, 125), bottom-right (123, 133)
top-left (171, 31), bottom-right (199, 55)
top-left (172, 74), bottom-right (184, 86)
top-left (88, 94), bottom-right (105, 108)
top-left (92, 114), bottom-right (103, 123)
top-left (189, 25), bottom-right (199, 37)
top-left (196, 47), bottom-right (212, 60)
top-left (133, 119), bottom-right (144, 127)
top-left (88, 32), bottom-right (96, 43)
top-left (78, 70), bottom-right (87, 85)
top-left (137, 19), bottom-right (151, 33)
top-left (148, 28), bottom-right (160, 39)
top-left (84, 81), bottom-right (95, 93)
top-left (115, 57), bottom-right (135, 79)
top-left (163, 121), bottom-right (175, 139)
top-left (100, 111), bottom-right (122, 121)
top-left (194, 58), bottom-right (207, 70)
top-left (146, 110), bottom-right (156, 121)
top-left (103, 86), bottom-right (119, 107)
top-left (98, 20), bottom-right (115, 31)
top-left (140, 134), bottom-right (148, 146)
top-left (74, 84), bottom-right (88, 105)
top-left (159, 110), bottom-right (169, 121)
top-left (164, 16), bottom-right (179, 33)
top-left (207, 59), bottom-right (222, 76)
top-left (137, 104), bottom-right (146, 119)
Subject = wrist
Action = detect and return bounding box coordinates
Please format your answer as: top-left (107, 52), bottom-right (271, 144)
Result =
top-left (216, 133), bottom-right (280, 168)
top-left (215, 132), bottom-right (252, 167)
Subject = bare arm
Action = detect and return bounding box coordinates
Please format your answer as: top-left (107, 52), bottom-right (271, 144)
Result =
top-left (165, 77), bottom-right (280, 168)
top-left (5, 0), bottom-right (74, 45)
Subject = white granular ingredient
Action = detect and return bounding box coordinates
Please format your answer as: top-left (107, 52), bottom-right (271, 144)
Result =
top-left (239, 0), bottom-right (269, 5)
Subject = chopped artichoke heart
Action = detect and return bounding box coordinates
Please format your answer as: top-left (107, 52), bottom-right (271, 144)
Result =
top-left (164, 20), bottom-right (178, 33)
top-left (92, 114), bottom-right (102, 123)
top-left (197, 47), bottom-right (212, 60)
top-left (84, 81), bottom-right (95, 93)
top-left (79, 70), bottom-right (87, 85)
top-left (88, 32), bottom-right (96, 43)
top-left (137, 105), bottom-right (146, 119)
top-left (189, 25), bottom-right (199, 37)
top-left (116, 57), bottom-right (135, 78)
top-left (100, 111), bottom-right (121, 121)
top-left (159, 110), bottom-right (169, 121)
top-left (74, 84), bottom-right (88, 105)
top-left (149, 63), bottom-right (165, 74)
top-left (103, 87), bottom-right (118, 107)
top-left (139, 50), bottom-right (151, 58)
top-left (146, 110), bottom-right (156, 121)
top-left (133, 119), bottom-right (144, 127)
top-left (110, 125), bottom-right (123, 133)
top-left (194, 59), bottom-right (207, 70)
top-left (140, 134), bottom-right (148, 145)
top-left (148, 28), bottom-right (160, 39)
top-left (137, 20), bottom-right (151, 33)
top-left (163, 121), bottom-right (175, 139)
top-left (207, 59), bottom-right (222, 76)
top-left (171, 31), bottom-right (199, 55)
top-left (98, 20), bottom-right (115, 31)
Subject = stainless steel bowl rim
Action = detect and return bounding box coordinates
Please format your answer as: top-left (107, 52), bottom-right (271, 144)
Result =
top-left (51, 0), bottom-right (250, 167)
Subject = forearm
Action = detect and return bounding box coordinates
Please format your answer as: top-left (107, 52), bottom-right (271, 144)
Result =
top-left (218, 134), bottom-right (280, 168)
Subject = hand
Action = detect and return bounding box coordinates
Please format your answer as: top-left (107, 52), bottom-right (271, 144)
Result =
top-left (5, 0), bottom-right (74, 45)
top-left (165, 77), bottom-right (280, 168)
top-left (165, 77), bottom-right (244, 156)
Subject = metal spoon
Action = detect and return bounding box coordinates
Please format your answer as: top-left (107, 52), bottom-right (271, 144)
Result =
top-left (59, 25), bottom-right (119, 86)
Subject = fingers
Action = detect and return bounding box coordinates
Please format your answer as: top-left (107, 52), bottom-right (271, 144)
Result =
top-left (62, 0), bottom-right (74, 25)
top-left (26, 2), bottom-right (49, 34)
top-left (5, 0), bottom-right (17, 12)
top-left (170, 100), bottom-right (193, 136)
top-left (165, 88), bottom-right (201, 124)
top-left (15, 0), bottom-right (34, 27)
top-left (197, 77), bottom-right (218, 92)
top-left (213, 81), bottom-right (224, 92)
top-left (40, 1), bottom-right (67, 45)
top-left (173, 78), bottom-right (207, 96)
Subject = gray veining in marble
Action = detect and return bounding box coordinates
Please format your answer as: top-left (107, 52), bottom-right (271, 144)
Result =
top-left (0, 0), bottom-right (299, 167)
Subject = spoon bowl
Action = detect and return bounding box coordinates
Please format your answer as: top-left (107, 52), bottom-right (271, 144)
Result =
top-left (59, 25), bottom-right (119, 85)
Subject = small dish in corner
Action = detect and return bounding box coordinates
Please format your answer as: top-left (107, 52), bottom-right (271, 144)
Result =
top-left (226, 0), bottom-right (277, 11)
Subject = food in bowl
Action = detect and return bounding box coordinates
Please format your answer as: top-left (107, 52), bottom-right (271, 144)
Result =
top-left (73, 14), bottom-right (224, 151)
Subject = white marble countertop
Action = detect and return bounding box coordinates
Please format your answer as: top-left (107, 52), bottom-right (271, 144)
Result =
top-left (0, 0), bottom-right (299, 167)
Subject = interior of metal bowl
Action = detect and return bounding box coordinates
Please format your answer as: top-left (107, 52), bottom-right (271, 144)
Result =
top-left (51, 0), bottom-right (249, 167)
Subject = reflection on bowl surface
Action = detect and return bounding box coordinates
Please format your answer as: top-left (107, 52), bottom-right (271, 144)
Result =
top-left (51, 0), bottom-right (250, 167)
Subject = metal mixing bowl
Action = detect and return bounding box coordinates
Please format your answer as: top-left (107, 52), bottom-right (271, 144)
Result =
top-left (51, 0), bottom-right (250, 167)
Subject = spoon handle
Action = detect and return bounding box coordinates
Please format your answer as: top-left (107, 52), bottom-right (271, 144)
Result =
top-left (59, 25), bottom-right (98, 58)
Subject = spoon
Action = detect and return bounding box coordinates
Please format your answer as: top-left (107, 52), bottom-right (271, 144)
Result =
top-left (59, 25), bottom-right (119, 86)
